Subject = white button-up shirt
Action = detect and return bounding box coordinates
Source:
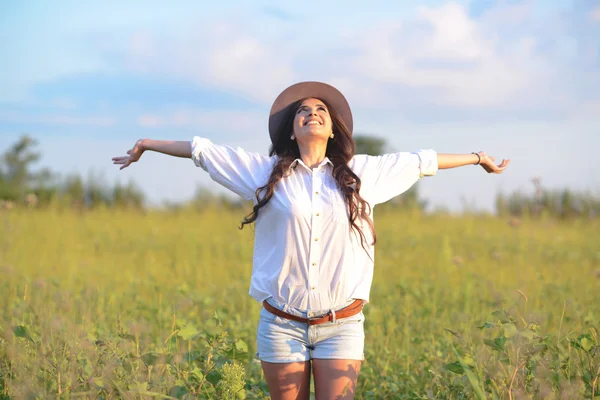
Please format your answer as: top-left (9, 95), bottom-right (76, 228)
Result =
top-left (191, 136), bottom-right (437, 311)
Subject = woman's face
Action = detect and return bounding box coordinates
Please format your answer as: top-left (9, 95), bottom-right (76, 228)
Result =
top-left (292, 98), bottom-right (333, 144)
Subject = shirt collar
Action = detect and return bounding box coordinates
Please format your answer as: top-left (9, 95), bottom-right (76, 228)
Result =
top-left (289, 157), bottom-right (333, 171)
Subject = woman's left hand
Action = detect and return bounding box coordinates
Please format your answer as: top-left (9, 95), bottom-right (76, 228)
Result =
top-left (477, 152), bottom-right (510, 174)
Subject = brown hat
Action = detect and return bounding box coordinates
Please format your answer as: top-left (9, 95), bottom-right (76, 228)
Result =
top-left (268, 81), bottom-right (353, 144)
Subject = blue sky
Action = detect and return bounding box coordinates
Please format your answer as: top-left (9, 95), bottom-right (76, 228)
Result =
top-left (1, 0), bottom-right (599, 211)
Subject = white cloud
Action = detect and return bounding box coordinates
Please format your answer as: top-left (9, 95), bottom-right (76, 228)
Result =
top-left (341, 3), bottom-right (550, 109)
top-left (207, 32), bottom-right (295, 103)
top-left (136, 109), bottom-right (265, 133)
top-left (5, 1), bottom-right (597, 124)
top-left (112, 1), bottom-right (590, 118)
top-left (121, 22), bottom-right (295, 105)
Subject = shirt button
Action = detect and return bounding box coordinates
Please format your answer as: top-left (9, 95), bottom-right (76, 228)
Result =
top-left (311, 286), bottom-right (316, 290)
top-left (314, 238), bottom-right (319, 241)
top-left (315, 191), bottom-right (319, 195)
top-left (315, 212), bottom-right (320, 216)
top-left (312, 262), bottom-right (316, 266)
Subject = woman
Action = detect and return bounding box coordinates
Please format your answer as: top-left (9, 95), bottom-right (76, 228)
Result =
top-left (112, 81), bottom-right (510, 399)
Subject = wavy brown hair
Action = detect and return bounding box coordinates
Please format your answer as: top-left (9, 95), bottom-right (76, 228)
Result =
top-left (239, 99), bottom-right (376, 249)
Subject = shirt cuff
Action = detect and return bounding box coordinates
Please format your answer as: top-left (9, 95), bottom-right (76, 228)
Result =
top-left (190, 136), bottom-right (212, 170)
top-left (417, 149), bottom-right (438, 177)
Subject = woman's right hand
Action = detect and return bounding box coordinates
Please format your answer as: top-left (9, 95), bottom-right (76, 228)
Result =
top-left (112, 139), bottom-right (146, 170)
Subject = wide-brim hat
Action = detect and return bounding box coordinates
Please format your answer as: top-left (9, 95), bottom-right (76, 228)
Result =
top-left (268, 81), bottom-right (353, 144)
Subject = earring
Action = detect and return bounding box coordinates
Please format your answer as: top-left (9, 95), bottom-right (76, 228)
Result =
top-left (290, 134), bottom-right (295, 140)
top-left (330, 133), bottom-right (335, 139)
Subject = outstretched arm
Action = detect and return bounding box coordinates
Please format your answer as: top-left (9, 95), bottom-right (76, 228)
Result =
top-left (438, 152), bottom-right (510, 174)
top-left (112, 139), bottom-right (191, 170)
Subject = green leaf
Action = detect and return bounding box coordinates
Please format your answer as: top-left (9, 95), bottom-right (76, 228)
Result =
top-left (235, 339), bottom-right (248, 353)
top-left (12, 325), bottom-right (27, 338)
top-left (177, 324), bottom-right (200, 341)
top-left (82, 358), bottom-right (93, 376)
top-left (582, 371), bottom-right (592, 387)
top-left (168, 385), bottom-right (188, 399)
top-left (444, 361), bottom-right (464, 374)
top-left (518, 328), bottom-right (535, 340)
top-left (452, 346), bottom-right (486, 400)
top-left (502, 323), bottom-right (517, 338)
top-left (477, 322), bottom-right (495, 330)
top-left (462, 354), bottom-right (475, 367)
top-left (118, 333), bottom-right (136, 341)
top-left (175, 318), bottom-right (189, 329)
top-left (141, 352), bottom-right (169, 366)
top-left (213, 310), bottom-right (222, 326)
top-left (191, 366), bottom-right (204, 381)
top-left (134, 382), bottom-right (148, 393)
top-left (484, 337), bottom-right (507, 351)
top-left (12, 325), bottom-right (37, 343)
top-left (206, 369), bottom-right (222, 386)
top-left (581, 337), bottom-right (594, 352)
top-left (90, 377), bottom-right (105, 389)
top-left (492, 310), bottom-right (510, 323)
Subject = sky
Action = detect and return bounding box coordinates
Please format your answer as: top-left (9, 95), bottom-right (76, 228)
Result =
top-left (1, 0), bottom-right (599, 212)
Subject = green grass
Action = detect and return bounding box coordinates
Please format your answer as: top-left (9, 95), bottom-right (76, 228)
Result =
top-left (1, 207), bottom-right (599, 399)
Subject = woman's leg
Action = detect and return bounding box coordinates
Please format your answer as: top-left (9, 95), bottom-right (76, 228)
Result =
top-left (312, 359), bottom-right (361, 399)
top-left (261, 361), bottom-right (311, 400)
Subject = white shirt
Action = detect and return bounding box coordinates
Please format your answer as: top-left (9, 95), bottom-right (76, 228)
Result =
top-left (191, 136), bottom-right (438, 311)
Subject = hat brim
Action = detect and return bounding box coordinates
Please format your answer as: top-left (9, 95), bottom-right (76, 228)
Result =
top-left (268, 81), bottom-right (353, 144)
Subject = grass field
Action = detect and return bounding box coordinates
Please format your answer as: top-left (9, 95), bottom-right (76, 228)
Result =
top-left (1, 207), bottom-right (599, 399)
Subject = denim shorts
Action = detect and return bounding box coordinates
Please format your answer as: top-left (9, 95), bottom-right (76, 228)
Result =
top-left (256, 298), bottom-right (366, 363)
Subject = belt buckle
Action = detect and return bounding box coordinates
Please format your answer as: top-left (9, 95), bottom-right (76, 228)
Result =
top-left (308, 310), bottom-right (333, 325)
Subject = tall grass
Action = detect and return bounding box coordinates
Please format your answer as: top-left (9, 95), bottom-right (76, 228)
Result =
top-left (1, 207), bottom-right (599, 398)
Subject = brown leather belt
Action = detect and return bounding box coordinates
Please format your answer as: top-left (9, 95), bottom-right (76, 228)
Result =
top-left (263, 299), bottom-right (364, 326)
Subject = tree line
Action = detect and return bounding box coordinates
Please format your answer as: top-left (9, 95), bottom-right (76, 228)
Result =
top-left (1, 134), bottom-right (597, 218)
top-left (0, 135), bottom-right (144, 210)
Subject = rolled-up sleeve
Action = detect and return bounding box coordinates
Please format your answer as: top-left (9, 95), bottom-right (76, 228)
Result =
top-left (351, 150), bottom-right (438, 205)
top-left (191, 136), bottom-right (273, 200)
top-left (417, 149), bottom-right (438, 177)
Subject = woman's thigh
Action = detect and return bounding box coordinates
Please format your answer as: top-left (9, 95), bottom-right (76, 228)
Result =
top-left (256, 307), bottom-right (310, 363)
top-left (312, 359), bottom-right (362, 399)
top-left (261, 361), bottom-right (311, 400)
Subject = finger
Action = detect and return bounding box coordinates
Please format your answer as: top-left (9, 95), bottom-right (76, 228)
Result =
top-left (492, 160), bottom-right (510, 173)
top-left (127, 149), bottom-right (132, 155)
top-left (498, 159), bottom-right (510, 168)
top-left (120, 161), bottom-right (131, 170)
top-left (489, 156), bottom-right (496, 162)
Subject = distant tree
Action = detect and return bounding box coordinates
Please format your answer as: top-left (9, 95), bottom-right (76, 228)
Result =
top-left (112, 181), bottom-right (145, 209)
top-left (0, 135), bottom-right (146, 209)
top-left (0, 135), bottom-right (41, 201)
top-left (353, 134), bottom-right (387, 156)
top-left (189, 185), bottom-right (246, 211)
top-left (495, 179), bottom-right (600, 219)
top-left (30, 168), bottom-right (59, 206)
top-left (63, 174), bottom-right (85, 208)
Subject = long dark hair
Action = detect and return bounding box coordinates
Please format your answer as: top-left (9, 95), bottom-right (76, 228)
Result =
top-left (239, 99), bottom-right (376, 250)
